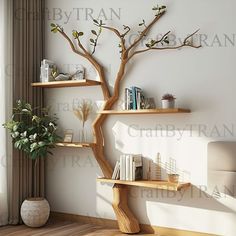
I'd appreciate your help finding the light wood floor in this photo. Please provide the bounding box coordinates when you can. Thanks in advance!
[0,221,157,236]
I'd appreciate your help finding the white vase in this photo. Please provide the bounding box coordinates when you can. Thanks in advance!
[162,99,175,109]
[20,198,50,227]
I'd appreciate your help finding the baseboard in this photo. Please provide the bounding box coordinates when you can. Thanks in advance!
[50,211,217,236]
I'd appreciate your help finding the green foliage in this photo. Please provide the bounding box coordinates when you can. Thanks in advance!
[72,30,84,39]
[145,35,170,48]
[90,19,104,54]
[152,4,166,15]
[3,100,61,160]
[162,93,176,101]
[138,19,146,27]
[146,39,157,48]
[93,19,106,27]
[50,23,63,33]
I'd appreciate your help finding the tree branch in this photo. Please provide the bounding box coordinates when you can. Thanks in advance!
[56,28,110,100]
[126,11,166,54]
[121,25,131,38]
[58,29,86,57]
[76,37,90,55]
[127,29,201,61]
[100,25,126,53]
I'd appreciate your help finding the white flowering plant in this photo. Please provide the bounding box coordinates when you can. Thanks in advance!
[3,100,61,160]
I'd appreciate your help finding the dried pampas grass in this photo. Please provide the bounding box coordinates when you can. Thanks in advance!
[73,100,93,127]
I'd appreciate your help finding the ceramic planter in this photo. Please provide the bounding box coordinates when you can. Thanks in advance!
[168,174,179,183]
[20,198,50,227]
[162,99,175,109]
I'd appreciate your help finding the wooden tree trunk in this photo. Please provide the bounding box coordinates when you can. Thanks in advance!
[112,184,140,233]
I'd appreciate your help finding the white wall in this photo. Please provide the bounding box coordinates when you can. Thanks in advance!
[45,0,236,235]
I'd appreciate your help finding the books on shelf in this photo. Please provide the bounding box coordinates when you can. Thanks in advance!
[111,161,120,180]
[112,154,143,181]
[125,86,145,110]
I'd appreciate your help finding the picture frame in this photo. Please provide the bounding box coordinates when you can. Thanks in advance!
[63,129,74,143]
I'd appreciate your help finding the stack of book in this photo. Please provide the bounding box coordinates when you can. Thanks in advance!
[124,86,145,110]
[112,154,143,181]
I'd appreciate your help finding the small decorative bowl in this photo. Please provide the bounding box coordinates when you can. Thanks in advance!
[168,174,179,183]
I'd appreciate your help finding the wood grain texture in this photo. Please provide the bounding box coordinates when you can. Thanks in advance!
[97,178,191,191]
[31,79,101,88]
[0,221,137,236]
[112,184,140,234]
[50,213,218,236]
[55,142,96,148]
[99,108,191,115]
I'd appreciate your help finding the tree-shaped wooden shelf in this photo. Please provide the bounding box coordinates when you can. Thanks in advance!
[55,142,96,148]
[31,79,101,88]
[43,5,201,234]
[97,178,190,191]
[99,108,191,115]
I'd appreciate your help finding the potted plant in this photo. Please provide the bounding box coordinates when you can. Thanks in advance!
[3,100,61,227]
[161,93,176,109]
[167,173,180,183]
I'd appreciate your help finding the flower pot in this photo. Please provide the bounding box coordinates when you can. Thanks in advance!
[162,99,175,109]
[20,198,50,227]
[168,174,179,183]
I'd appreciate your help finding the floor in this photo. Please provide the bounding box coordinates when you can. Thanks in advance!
[0,221,157,236]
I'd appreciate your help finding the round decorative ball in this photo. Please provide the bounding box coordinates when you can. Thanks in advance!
[20,198,50,227]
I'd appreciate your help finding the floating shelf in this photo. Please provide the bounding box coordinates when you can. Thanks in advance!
[31,79,101,88]
[55,142,96,148]
[97,178,190,191]
[99,108,191,115]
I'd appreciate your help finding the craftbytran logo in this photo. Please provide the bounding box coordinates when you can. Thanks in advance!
[128,123,236,139]
[14,7,122,24]
[45,7,122,24]
[128,184,236,201]
[127,32,236,48]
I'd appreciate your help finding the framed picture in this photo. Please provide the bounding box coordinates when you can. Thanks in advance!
[143,97,156,109]
[63,129,73,143]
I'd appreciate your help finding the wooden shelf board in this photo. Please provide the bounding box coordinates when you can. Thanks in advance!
[97,178,190,191]
[55,142,96,148]
[31,79,101,88]
[99,108,191,115]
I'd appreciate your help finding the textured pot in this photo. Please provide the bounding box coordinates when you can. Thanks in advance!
[168,174,179,183]
[162,99,175,109]
[20,198,50,227]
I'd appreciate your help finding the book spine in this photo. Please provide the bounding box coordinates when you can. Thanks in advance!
[132,162,136,181]
[130,155,134,181]
[112,161,119,180]
[125,155,130,181]
[136,88,142,110]
[129,90,133,110]
[124,88,129,110]
[120,155,126,180]
[120,156,123,180]
[111,162,117,180]
[131,87,137,110]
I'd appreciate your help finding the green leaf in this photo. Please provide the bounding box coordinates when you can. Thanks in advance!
[90,38,95,43]
[50,23,56,28]
[51,28,58,33]
[72,30,79,39]
[78,32,84,36]
[93,19,99,24]
[91,30,97,35]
